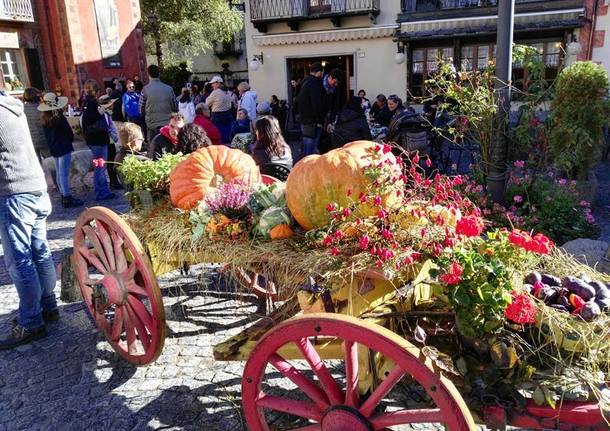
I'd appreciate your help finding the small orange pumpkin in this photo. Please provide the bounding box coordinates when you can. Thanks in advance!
[269,224,293,240]
[286,141,403,230]
[170,145,261,210]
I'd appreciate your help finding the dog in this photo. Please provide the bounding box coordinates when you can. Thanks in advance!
[41,148,94,191]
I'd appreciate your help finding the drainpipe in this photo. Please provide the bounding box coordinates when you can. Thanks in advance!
[586,0,600,60]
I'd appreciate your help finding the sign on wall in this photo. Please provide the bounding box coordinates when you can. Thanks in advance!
[93,0,122,68]
[0,32,19,49]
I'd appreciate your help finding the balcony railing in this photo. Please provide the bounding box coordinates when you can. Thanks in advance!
[402,0,576,12]
[213,36,244,58]
[250,0,380,23]
[0,0,34,22]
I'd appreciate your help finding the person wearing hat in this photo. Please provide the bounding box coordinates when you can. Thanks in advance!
[96,94,121,189]
[0,91,59,349]
[81,79,115,201]
[205,75,233,145]
[38,93,83,208]
[297,62,326,157]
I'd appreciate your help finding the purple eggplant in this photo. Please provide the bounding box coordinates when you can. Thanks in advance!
[596,297,610,311]
[525,271,542,285]
[579,302,601,322]
[541,273,561,287]
[562,276,596,301]
[537,287,559,304]
[596,287,610,300]
[589,280,606,293]
[557,295,571,309]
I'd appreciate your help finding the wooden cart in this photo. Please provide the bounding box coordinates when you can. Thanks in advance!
[69,206,608,431]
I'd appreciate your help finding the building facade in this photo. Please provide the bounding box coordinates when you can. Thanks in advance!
[245,0,607,105]
[0,0,45,95]
[397,0,597,99]
[190,30,249,87]
[245,0,405,105]
[36,0,147,103]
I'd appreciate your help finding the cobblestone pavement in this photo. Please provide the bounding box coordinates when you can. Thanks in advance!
[1,160,609,431]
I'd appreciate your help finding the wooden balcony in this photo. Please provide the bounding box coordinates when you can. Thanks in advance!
[250,0,380,32]
[398,0,584,22]
[0,0,34,22]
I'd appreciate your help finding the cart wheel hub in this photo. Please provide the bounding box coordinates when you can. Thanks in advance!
[97,272,128,307]
[321,405,373,431]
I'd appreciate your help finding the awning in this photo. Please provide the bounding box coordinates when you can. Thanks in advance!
[397,8,583,41]
[252,24,398,47]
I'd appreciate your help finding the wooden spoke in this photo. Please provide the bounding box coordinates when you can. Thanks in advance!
[95,221,116,271]
[73,207,165,366]
[256,393,321,422]
[268,353,329,410]
[359,365,406,418]
[295,337,343,405]
[343,339,360,408]
[110,307,124,341]
[127,296,154,331]
[76,245,107,274]
[122,309,138,355]
[126,303,151,351]
[241,314,476,431]
[127,282,149,297]
[370,409,443,428]
[81,225,110,269]
[111,231,128,272]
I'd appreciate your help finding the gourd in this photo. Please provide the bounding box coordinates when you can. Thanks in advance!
[269,224,293,240]
[286,141,403,230]
[170,145,261,210]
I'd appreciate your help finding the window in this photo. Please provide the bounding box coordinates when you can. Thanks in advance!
[0,49,24,90]
[512,41,562,91]
[410,47,454,98]
[460,44,495,72]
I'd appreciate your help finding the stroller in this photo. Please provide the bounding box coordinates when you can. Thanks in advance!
[386,110,431,155]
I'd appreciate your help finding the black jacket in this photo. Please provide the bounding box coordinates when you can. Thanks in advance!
[82,95,110,147]
[374,105,393,127]
[332,108,372,148]
[43,115,74,158]
[297,75,325,125]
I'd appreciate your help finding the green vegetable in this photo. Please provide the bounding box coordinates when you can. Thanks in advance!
[118,153,185,196]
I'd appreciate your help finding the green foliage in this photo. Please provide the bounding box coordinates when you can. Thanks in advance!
[434,231,521,338]
[549,61,610,180]
[141,0,243,67]
[117,153,185,196]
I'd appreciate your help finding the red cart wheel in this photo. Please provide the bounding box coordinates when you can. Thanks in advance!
[242,313,476,431]
[73,207,165,365]
[230,266,279,301]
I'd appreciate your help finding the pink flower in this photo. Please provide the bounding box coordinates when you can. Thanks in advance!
[513,195,523,203]
[330,247,341,256]
[579,200,590,208]
[412,154,420,164]
[342,208,352,217]
[373,196,382,206]
[558,179,567,186]
[425,158,432,168]
[586,213,596,224]
[92,158,105,168]
[382,144,392,154]
[326,203,336,212]
[513,160,525,168]
[377,209,388,219]
[358,235,370,250]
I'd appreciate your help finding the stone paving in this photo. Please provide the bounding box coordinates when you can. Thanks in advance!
[1,159,609,431]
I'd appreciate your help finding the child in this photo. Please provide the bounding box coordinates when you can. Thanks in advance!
[38,92,84,208]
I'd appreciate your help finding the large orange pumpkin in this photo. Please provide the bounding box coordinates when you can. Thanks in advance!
[170,145,261,210]
[286,141,403,230]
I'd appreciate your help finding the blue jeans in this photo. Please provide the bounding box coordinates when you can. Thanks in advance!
[0,192,57,329]
[55,153,72,197]
[89,145,112,199]
[301,124,322,158]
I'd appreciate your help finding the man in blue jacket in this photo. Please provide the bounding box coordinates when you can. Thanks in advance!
[0,91,58,350]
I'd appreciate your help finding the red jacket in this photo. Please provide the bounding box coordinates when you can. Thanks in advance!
[193,114,222,146]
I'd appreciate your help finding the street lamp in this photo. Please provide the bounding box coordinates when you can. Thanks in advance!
[394,42,406,64]
[249,52,264,71]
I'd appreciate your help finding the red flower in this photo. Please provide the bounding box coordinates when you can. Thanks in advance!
[330,247,341,256]
[440,262,463,286]
[412,154,420,164]
[382,144,392,154]
[326,203,336,212]
[358,235,370,250]
[342,208,352,217]
[322,236,333,246]
[455,216,485,237]
[508,229,530,248]
[92,158,105,168]
[505,292,538,324]
[425,158,432,168]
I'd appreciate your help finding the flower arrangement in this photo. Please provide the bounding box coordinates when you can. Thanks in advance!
[434,228,552,337]
[189,181,293,242]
